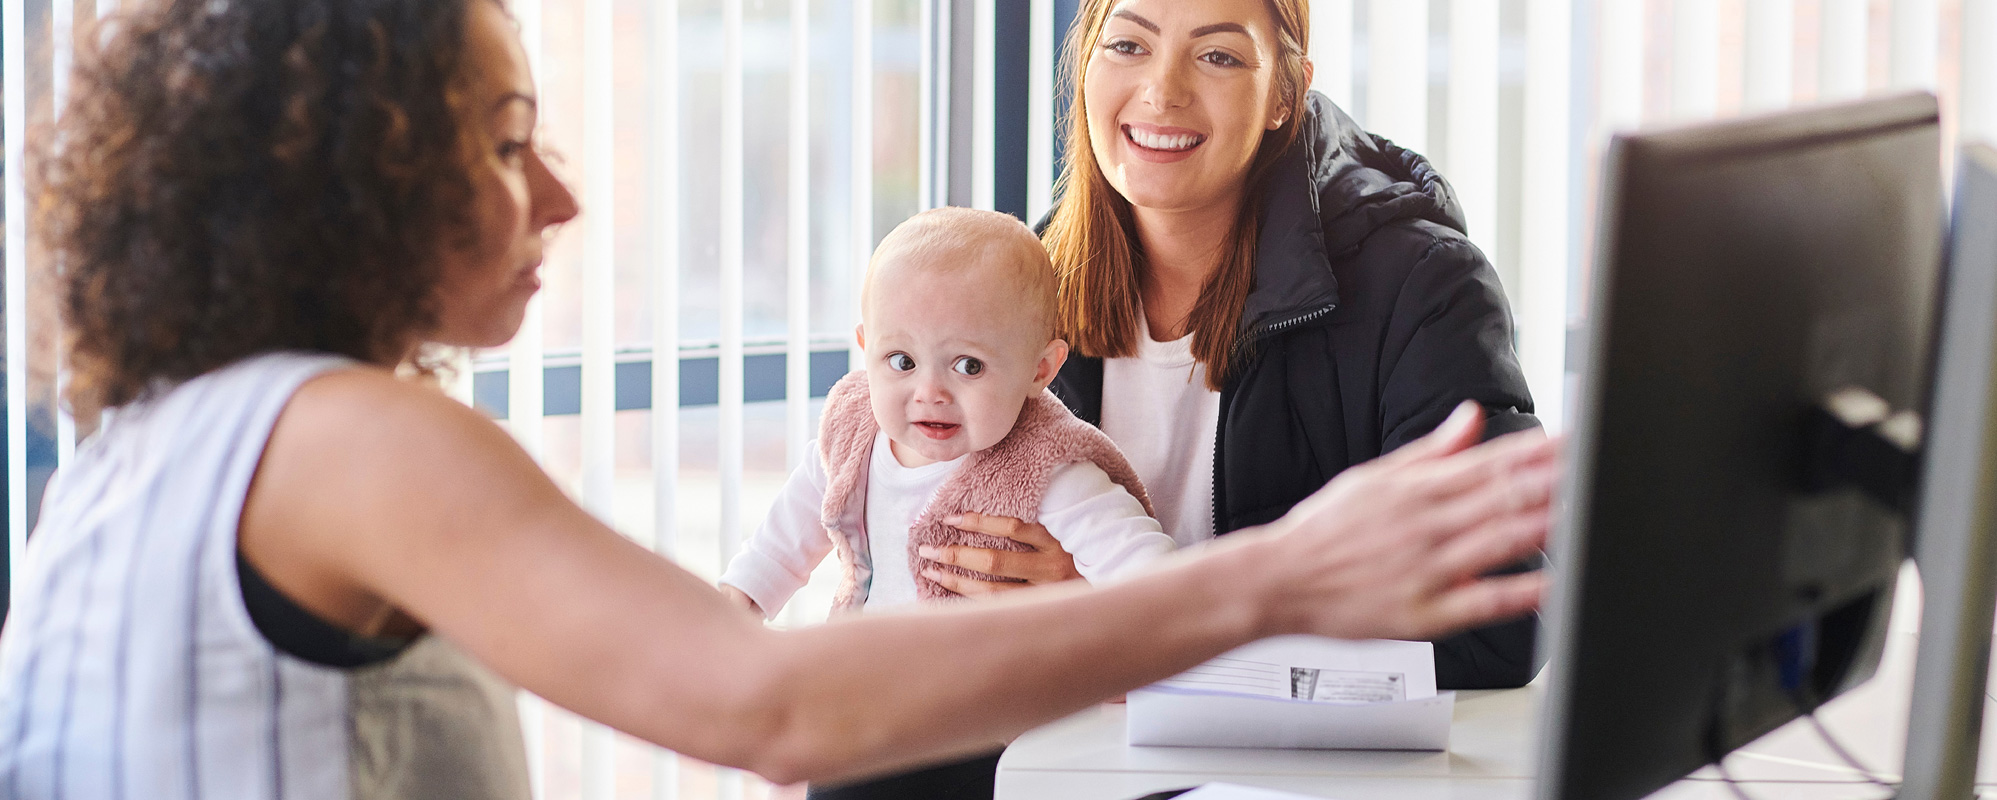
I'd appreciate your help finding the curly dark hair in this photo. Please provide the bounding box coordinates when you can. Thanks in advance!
[38,0,493,415]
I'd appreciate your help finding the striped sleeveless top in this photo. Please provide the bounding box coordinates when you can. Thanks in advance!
[0,352,531,800]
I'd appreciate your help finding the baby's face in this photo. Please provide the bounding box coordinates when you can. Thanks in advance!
[859,260,1066,467]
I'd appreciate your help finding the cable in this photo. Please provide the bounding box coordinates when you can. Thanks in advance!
[1713,756,1759,800]
[1703,686,1759,800]
[1804,712,1900,790]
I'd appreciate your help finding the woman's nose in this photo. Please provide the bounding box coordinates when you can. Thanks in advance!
[530,150,581,227]
[1140,56,1193,111]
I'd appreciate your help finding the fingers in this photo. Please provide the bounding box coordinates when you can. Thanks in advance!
[920,568,1030,597]
[1407,456,1559,550]
[925,516,1079,585]
[1375,401,1486,467]
[918,541,1081,585]
[1420,571,1547,637]
[1402,429,1557,509]
[1425,508,1550,587]
[919,544,1011,576]
[944,513,1062,551]
[1350,433,1555,551]
[1285,428,1557,550]
[1265,424,1561,642]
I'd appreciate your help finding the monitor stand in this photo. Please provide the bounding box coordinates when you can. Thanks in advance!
[1897,144,1997,800]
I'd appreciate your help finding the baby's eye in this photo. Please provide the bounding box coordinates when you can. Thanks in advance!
[887,353,916,372]
[953,356,984,376]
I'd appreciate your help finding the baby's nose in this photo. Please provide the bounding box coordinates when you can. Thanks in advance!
[912,375,953,403]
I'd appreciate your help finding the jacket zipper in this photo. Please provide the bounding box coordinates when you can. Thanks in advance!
[1212,302,1337,537]
[1211,384,1229,537]
[1235,302,1339,357]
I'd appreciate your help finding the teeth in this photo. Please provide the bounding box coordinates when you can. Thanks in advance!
[1128,127,1203,152]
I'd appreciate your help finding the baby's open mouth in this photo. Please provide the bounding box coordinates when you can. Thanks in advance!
[914,421,961,440]
[1124,125,1206,153]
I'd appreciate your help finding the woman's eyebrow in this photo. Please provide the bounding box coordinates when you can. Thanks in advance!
[1191,22,1250,38]
[1110,9,1160,33]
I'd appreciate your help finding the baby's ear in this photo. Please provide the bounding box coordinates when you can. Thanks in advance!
[853,323,867,352]
[1034,339,1071,388]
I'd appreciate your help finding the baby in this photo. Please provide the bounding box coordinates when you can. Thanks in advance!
[719,207,1175,617]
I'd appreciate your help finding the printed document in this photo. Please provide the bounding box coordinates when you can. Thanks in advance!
[1127,636,1453,750]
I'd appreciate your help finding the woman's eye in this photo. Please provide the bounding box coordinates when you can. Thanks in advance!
[953,357,984,376]
[1103,39,1145,57]
[1200,51,1245,68]
[888,353,916,372]
[497,140,529,162]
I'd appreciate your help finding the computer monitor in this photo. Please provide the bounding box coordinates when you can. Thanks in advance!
[1535,93,1945,800]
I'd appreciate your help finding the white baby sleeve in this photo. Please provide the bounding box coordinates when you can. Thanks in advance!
[1037,461,1178,583]
[718,444,835,619]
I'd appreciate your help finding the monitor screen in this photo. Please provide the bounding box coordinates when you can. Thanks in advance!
[1536,93,1944,800]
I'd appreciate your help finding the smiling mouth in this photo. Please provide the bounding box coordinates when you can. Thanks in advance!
[1125,125,1207,153]
[914,421,961,440]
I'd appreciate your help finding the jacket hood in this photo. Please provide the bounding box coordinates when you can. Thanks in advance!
[1240,91,1469,336]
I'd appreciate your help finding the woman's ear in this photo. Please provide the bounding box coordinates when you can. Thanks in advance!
[1268,58,1314,130]
[1033,339,1071,389]
[1267,96,1289,130]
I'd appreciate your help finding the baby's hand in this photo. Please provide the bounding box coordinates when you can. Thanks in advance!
[718,584,765,618]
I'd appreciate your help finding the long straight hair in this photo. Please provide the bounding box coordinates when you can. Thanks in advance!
[1042,0,1312,391]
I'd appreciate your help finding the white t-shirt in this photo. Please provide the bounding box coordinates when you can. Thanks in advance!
[863,437,964,607]
[1100,320,1223,547]
[721,432,1176,615]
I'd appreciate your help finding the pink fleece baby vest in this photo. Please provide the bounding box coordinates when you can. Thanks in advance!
[816,370,1155,611]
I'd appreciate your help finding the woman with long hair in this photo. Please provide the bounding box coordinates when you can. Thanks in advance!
[923,0,1543,744]
[798,1,1544,797]
[0,1,1554,797]
[937,0,1542,683]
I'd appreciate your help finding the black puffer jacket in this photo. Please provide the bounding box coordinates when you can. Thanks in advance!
[1048,93,1545,689]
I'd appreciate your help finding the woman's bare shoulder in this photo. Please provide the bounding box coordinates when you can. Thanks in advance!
[287,366,472,421]
[254,365,547,539]
[272,367,516,463]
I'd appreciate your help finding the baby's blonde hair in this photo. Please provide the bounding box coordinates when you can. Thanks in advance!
[863,207,1058,340]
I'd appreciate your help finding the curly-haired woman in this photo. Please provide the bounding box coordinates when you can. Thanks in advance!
[0,1,1555,798]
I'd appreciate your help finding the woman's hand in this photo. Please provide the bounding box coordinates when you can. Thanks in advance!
[1236,401,1558,642]
[917,515,1083,595]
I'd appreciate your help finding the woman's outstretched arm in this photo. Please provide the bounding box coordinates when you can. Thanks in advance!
[240,368,1554,786]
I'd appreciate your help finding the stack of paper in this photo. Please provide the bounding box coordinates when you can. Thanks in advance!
[1172,784,1338,800]
[1127,636,1453,750]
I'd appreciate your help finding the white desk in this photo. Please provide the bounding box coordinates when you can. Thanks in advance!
[997,608,1997,800]
[995,687,1540,800]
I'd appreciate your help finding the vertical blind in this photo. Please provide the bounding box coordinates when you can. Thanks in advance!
[7,1,1997,798]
